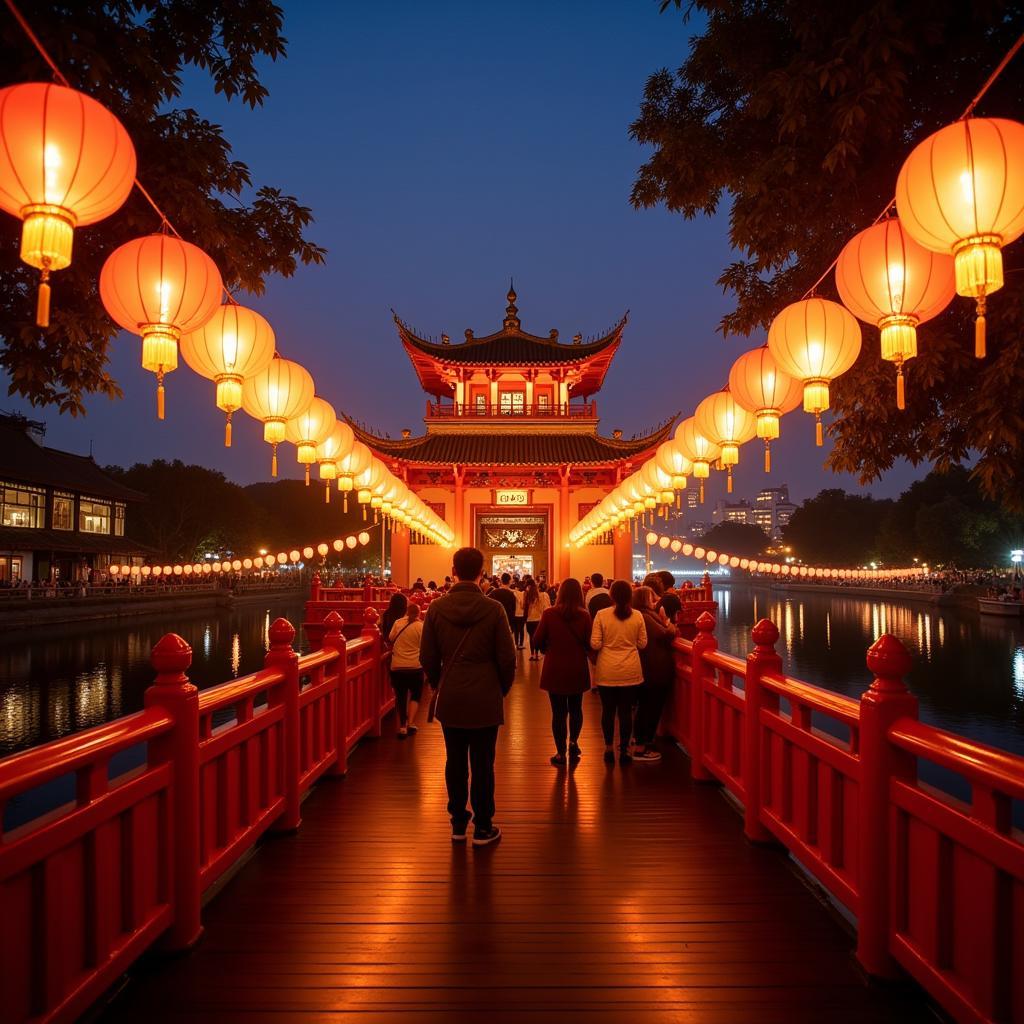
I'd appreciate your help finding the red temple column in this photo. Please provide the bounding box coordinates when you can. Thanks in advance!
[453,465,464,547]
[558,466,571,581]
[613,524,633,581]
[390,523,410,587]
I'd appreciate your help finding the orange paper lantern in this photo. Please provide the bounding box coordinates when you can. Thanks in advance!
[0,82,136,326]
[100,233,223,418]
[836,218,955,407]
[728,346,803,471]
[896,117,1024,357]
[695,389,757,493]
[284,396,336,485]
[241,355,314,476]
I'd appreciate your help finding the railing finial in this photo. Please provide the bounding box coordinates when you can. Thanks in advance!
[866,633,912,693]
[151,633,192,682]
[269,617,296,650]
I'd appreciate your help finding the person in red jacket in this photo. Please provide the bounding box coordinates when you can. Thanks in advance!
[532,577,593,766]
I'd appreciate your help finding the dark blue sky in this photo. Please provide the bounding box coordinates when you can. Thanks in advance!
[5,0,921,506]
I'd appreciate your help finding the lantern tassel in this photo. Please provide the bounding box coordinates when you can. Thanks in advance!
[343,493,348,513]
[224,413,232,448]
[896,366,906,411]
[156,372,165,421]
[36,269,51,328]
[362,506,367,521]
[975,295,987,359]
[815,415,823,447]
[727,468,733,494]
[271,444,278,477]
[699,481,705,504]
[764,442,771,474]
[325,483,330,504]
[305,465,310,486]
[675,493,681,511]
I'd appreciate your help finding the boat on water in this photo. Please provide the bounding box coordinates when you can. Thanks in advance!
[977,596,1024,617]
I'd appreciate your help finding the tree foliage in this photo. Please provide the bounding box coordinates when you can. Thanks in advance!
[0,1,326,415]
[697,520,769,557]
[783,467,1024,566]
[632,1,1024,506]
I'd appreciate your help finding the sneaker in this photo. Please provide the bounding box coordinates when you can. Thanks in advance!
[568,743,582,761]
[632,749,662,762]
[473,826,501,846]
[603,750,615,764]
[451,822,468,842]
[550,753,567,766]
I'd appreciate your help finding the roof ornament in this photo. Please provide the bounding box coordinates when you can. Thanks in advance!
[441,333,450,345]
[573,333,582,345]
[503,278,520,331]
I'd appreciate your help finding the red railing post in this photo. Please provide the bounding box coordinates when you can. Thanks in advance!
[362,606,384,737]
[323,611,349,776]
[144,633,202,951]
[265,617,302,832]
[856,633,918,978]
[688,611,716,782]
[743,619,782,843]
[310,573,321,601]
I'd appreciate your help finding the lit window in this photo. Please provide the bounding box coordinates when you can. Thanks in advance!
[52,492,74,530]
[1,482,45,528]
[114,503,125,536]
[80,498,111,534]
[499,392,525,415]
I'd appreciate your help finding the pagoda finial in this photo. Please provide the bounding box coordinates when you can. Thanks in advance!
[503,279,520,331]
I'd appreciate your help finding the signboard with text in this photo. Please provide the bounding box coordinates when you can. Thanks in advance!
[494,489,529,507]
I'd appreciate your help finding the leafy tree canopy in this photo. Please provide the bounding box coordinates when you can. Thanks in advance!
[697,520,769,557]
[0,1,326,415]
[632,1,1024,507]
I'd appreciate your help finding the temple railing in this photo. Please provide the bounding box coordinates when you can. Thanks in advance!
[662,612,1024,1024]
[425,400,597,419]
[0,606,391,1024]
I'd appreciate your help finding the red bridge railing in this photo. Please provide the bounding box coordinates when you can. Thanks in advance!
[0,606,391,1024]
[662,612,1024,1024]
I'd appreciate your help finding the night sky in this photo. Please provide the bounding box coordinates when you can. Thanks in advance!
[3,0,923,508]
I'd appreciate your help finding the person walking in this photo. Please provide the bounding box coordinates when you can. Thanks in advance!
[590,580,647,765]
[381,591,409,644]
[524,579,551,660]
[511,581,526,650]
[631,585,677,762]
[388,601,425,738]
[491,572,517,626]
[421,546,516,846]
[532,578,592,766]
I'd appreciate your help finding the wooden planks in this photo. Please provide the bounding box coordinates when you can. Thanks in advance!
[103,658,932,1023]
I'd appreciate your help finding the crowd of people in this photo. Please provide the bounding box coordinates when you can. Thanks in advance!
[379,549,690,846]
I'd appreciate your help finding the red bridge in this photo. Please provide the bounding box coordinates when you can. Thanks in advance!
[1,591,1021,1023]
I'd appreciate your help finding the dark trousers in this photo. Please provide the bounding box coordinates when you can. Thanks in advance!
[526,620,539,653]
[390,668,424,727]
[548,692,584,753]
[634,682,670,746]
[442,724,499,830]
[598,684,641,750]
[512,616,525,647]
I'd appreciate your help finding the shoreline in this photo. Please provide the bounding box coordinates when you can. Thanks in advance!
[711,577,978,610]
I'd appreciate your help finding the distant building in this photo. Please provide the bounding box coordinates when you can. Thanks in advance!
[0,414,148,582]
[707,484,798,541]
[712,499,753,526]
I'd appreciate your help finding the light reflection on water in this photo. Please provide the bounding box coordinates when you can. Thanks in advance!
[714,584,1024,758]
[0,597,308,757]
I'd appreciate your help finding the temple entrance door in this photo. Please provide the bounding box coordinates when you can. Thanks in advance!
[492,554,534,578]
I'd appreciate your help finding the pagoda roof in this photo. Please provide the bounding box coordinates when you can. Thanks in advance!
[393,285,626,396]
[348,416,676,468]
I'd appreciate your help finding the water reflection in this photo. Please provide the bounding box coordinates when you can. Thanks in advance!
[714,584,1024,758]
[0,597,307,756]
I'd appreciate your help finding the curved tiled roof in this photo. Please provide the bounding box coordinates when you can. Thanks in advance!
[348,418,676,467]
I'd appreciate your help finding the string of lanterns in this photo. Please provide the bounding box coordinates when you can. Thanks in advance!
[0,3,455,549]
[638,531,927,581]
[570,36,1024,550]
[109,529,379,579]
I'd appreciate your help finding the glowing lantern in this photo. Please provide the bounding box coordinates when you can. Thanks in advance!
[284,396,336,485]
[358,531,371,546]
[0,83,136,326]
[659,536,671,550]
[767,298,862,446]
[728,346,803,471]
[231,560,241,572]
[896,117,1024,357]
[332,540,344,552]
[180,302,276,445]
[645,531,659,546]
[642,460,675,515]
[302,546,314,560]
[316,543,329,558]
[836,218,955,408]
[695,389,757,493]
[99,234,223,419]
[335,440,372,511]
[289,550,301,564]
[670,540,682,553]
[354,458,386,520]
[345,535,357,550]
[316,421,355,502]
[242,558,252,570]
[656,440,692,501]
[241,355,314,476]
[674,417,721,502]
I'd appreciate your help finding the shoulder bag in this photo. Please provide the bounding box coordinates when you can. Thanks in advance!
[427,626,472,724]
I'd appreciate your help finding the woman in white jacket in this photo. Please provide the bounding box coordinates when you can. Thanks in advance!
[591,579,647,764]
[388,602,425,738]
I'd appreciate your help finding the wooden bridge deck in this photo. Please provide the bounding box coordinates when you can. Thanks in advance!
[103,657,934,1023]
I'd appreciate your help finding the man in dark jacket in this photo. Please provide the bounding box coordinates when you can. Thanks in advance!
[490,571,517,625]
[421,547,516,845]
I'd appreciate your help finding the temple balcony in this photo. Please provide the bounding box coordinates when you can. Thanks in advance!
[425,400,598,421]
